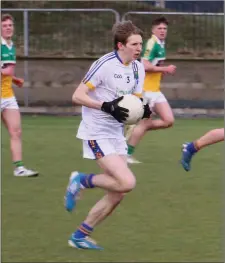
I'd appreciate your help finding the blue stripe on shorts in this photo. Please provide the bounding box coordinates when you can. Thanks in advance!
[88,140,105,159]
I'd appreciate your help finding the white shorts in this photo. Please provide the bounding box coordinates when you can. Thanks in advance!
[1,97,19,112]
[143,91,167,109]
[82,138,127,160]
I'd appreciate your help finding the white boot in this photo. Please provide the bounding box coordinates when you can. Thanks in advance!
[14,166,39,177]
[127,155,142,164]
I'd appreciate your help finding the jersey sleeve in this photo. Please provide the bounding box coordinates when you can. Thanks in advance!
[133,62,145,97]
[142,38,156,62]
[1,44,16,67]
[82,60,105,90]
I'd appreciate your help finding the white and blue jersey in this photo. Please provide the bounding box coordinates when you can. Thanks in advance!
[76,51,145,140]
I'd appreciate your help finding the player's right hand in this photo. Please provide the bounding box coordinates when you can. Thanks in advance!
[13,77,24,87]
[101,96,129,123]
[165,65,176,74]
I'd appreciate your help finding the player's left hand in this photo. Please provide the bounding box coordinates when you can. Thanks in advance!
[13,77,24,88]
[101,96,129,123]
[142,104,152,119]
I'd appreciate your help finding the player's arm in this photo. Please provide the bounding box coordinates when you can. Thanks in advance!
[142,39,176,74]
[73,61,129,122]
[142,58,175,74]
[142,40,164,73]
[12,76,24,87]
[1,64,24,87]
[72,82,128,123]
[73,81,128,122]
[72,82,102,110]
[73,61,107,110]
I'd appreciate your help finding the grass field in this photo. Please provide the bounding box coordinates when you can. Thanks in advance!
[2,116,223,262]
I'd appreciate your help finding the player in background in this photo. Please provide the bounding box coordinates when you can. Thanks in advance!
[64,21,151,250]
[181,128,224,171]
[126,16,176,164]
[1,14,38,177]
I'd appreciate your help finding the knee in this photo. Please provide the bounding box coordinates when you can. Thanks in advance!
[163,117,174,128]
[9,127,22,139]
[120,176,136,193]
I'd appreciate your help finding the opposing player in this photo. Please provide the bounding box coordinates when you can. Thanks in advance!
[64,21,151,250]
[1,14,38,177]
[181,128,224,171]
[126,16,176,164]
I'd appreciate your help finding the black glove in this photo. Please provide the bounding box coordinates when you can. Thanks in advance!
[140,98,151,119]
[142,103,152,119]
[101,96,129,123]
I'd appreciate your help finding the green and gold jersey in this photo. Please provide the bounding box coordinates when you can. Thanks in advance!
[1,37,16,98]
[141,35,166,92]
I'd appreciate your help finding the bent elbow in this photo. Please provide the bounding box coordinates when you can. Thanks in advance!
[72,91,82,105]
[72,93,78,104]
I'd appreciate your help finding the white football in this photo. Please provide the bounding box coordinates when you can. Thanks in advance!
[118,94,144,125]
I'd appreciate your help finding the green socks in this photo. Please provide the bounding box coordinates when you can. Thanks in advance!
[13,161,24,167]
[127,145,135,155]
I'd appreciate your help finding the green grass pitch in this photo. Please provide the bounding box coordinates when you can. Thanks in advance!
[1,116,223,262]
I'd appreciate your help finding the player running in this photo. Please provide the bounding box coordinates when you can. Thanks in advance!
[64,21,151,250]
[126,16,176,164]
[181,128,224,171]
[1,14,38,177]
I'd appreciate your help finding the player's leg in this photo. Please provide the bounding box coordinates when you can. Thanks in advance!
[65,152,136,212]
[65,140,135,249]
[124,124,136,140]
[127,118,151,163]
[68,188,125,250]
[148,99,174,130]
[69,170,126,249]
[80,154,128,228]
[1,98,38,177]
[2,108,22,164]
[145,92,174,131]
[194,128,224,149]
[67,155,134,250]
[83,191,125,227]
[127,94,174,164]
[181,128,224,172]
[126,91,152,164]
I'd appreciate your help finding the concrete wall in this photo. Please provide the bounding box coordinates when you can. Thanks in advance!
[14,59,224,108]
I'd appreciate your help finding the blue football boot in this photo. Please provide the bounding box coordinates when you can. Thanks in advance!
[64,171,82,212]
[68,234,103,250]
[180,142,195,171]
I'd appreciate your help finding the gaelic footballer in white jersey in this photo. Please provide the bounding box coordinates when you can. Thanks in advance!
[64,21,152,251]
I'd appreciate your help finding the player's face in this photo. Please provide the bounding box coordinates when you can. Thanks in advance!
[1,19,14,39]
[152,23,167,40]
[123,34,143,62]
